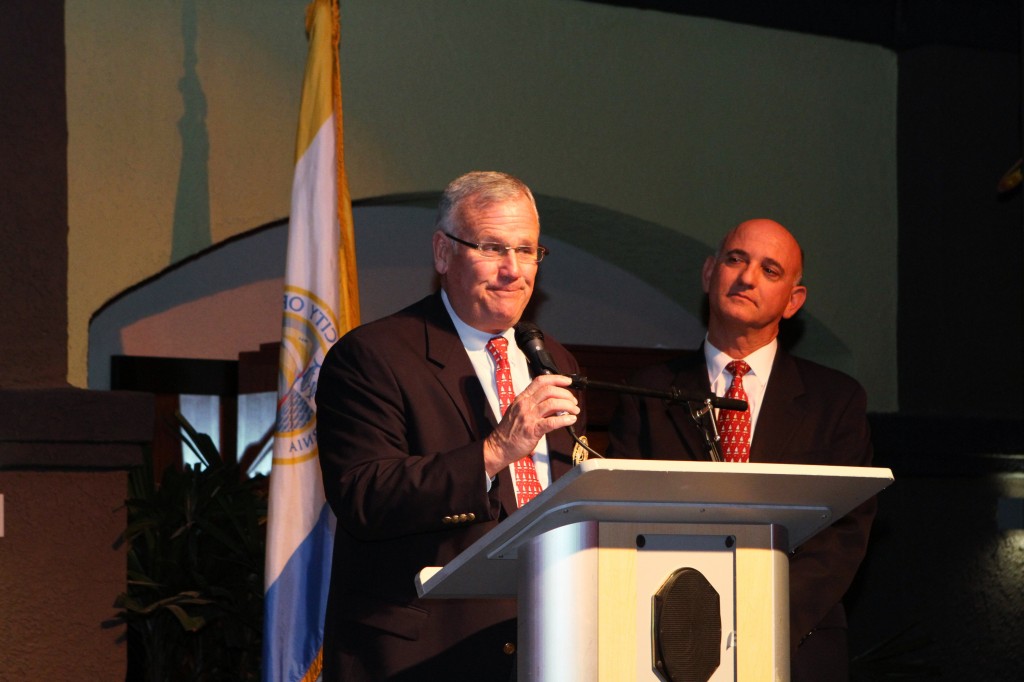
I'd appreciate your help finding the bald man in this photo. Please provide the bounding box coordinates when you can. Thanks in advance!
[609,219,875,682]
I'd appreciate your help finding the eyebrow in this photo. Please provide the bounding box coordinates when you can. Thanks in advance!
[722,249,786,275]
[721,248,751,263]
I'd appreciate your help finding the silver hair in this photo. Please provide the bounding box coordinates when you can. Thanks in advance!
[435,171,537,237]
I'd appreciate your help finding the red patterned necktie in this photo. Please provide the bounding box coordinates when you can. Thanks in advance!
[486,337,542,507]
[719,360,752,463]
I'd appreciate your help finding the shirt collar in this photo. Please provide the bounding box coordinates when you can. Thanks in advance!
[704,336,778,385]
[440,289,514,350]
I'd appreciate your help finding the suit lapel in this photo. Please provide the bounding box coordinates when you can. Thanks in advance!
[422,294,495,436]
[750,349,805,462]
[665,352,716,460]
[420,293,520,513]
[655,345,807,463]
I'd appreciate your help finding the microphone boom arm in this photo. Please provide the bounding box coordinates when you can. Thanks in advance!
[512,323,739,463]
[567,374,741,463]
[567,374,747,411]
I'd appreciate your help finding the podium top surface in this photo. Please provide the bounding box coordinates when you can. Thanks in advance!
[416,459,893,599]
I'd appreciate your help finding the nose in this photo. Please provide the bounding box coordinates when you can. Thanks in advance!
[498,248,522,275]
[736,263,757,286]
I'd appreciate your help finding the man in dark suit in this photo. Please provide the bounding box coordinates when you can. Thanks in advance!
[315,171,585,681]
[608,218,874,682]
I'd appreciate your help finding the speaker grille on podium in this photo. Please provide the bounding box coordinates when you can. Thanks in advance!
[652,567,721,682]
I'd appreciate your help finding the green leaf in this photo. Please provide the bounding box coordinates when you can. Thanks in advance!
[163,604,206,632]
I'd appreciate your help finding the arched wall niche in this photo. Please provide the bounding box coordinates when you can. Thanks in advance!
[88,195,851,390]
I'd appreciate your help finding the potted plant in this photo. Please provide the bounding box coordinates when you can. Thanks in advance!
[112,412,268,681]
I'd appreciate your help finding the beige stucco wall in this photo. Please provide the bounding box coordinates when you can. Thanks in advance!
[67,0,897,408]
[67,0,305,388]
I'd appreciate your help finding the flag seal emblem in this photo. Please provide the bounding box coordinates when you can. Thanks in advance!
[276,285,339,464]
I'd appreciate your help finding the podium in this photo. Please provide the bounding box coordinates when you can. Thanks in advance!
[416,459,893,682]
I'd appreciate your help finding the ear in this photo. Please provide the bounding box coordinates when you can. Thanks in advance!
[700,255,716,294]
[782,285,807,319]
[432,230,450,275]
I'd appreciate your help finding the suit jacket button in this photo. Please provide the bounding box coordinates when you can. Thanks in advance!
[442,516,452,524]
[503,642,516,655]
[467,512,476,521]
[458,513,468,522]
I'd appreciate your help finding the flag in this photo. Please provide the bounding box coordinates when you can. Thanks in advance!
[263,1,358,679]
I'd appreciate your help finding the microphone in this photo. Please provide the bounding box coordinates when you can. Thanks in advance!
[514,321,561,376]
[514,321,601,460]
[712,396,748,411]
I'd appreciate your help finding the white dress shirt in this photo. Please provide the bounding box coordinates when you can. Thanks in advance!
[704,337,778,438]
[441,291,551,492]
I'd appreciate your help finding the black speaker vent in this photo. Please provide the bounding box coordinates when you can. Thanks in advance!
[652,567,721,682]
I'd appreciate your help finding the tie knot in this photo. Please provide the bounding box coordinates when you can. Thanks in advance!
[726,360,750,379]
[486,336,509,361]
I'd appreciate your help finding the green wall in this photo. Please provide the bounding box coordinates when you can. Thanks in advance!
[67,0,898,408]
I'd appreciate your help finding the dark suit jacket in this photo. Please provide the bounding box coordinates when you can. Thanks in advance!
[607,346,875,658]
[315,292,585,682]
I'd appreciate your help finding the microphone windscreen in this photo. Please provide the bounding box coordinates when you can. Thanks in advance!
[514,321,543,348]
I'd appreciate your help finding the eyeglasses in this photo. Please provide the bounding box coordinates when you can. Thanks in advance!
[443,232,548,263]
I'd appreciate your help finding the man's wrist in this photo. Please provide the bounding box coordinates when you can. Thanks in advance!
[483,433,505,479]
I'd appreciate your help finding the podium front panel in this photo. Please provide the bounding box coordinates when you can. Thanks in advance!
[515,520,788,682]
[417,460,892,601]
[416,461,891,682]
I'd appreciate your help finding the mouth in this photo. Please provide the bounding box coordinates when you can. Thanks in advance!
[488,285,525,295]
[727,292,756,306]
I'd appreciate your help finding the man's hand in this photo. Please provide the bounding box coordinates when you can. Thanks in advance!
[483,374,579,478]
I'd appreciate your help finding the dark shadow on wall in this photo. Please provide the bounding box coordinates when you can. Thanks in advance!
[171,0,212,262]
[360,193,852,373]
[88,194,854,389]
